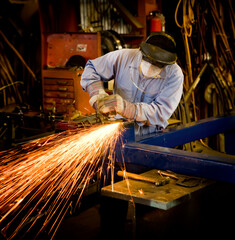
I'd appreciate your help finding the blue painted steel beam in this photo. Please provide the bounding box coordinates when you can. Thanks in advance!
[116,114,235,183]
[137,114,235,149]
[121,142,235,183]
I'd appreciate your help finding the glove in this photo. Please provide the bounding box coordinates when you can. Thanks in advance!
[98,94,136,120]
[87,81,109,109]
[89,90,109,110]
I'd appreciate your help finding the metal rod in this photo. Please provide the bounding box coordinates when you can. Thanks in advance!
[185,63,208,102]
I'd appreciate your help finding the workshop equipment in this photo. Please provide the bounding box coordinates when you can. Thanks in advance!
[148,11,165,33]
[157,170,179,180]
[72,113,235,184]
[102,169,214,210]
[158,170,202,187]
[116,114,235,184]
[41,33,101,115]
[117,170,170,186]
[176,177,202,188]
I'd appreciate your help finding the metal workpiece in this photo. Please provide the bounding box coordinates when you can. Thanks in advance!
[120,121,135,143]
[111,121,135,162]
[122,142,235,183]
[118,114,235,184]
[136,114,235,151]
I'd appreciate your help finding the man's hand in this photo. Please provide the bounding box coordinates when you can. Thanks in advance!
[97,94,124,116]
[87,81,109,110]
[97,94,136,120]
[89,90,109,110]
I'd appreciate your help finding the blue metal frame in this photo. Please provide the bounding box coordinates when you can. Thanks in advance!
[137,114,235,150]
[118,114,235,183]
[123,142,235,183]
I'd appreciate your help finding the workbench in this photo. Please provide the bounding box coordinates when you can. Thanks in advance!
[101,169,215,240]
[102,169,213,210]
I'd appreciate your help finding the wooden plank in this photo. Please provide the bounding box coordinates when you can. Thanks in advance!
[101,169,214,210]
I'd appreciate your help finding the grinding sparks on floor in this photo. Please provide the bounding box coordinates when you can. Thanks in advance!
[0,122,124,239]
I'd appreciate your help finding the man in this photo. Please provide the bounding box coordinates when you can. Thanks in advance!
[80,32,183,135]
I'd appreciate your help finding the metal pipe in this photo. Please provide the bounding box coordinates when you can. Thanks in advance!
[185,63,208,102]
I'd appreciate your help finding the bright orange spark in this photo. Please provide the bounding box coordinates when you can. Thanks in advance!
[138,189,144,195]
[0,122,124,239]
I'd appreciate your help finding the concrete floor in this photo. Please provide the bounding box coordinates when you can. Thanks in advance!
[55,203,101,240]
[54,182,235,240]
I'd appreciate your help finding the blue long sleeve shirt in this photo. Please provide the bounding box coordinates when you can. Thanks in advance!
[81,49,184,135]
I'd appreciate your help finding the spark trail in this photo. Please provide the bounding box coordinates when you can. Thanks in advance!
[0,122,124,239]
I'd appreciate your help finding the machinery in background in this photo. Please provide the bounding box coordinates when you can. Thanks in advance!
[0,105,56,150]
[42,30,125,115]
[100,30,126,55]
[0,29,126,150]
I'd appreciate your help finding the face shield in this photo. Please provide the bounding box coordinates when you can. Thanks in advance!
[140,32,177,68]
[140,59,163,78]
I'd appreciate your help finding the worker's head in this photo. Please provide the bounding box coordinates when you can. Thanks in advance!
[140,32,177,68]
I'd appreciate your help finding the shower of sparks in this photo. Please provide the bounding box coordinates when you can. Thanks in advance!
[0,122,124,240]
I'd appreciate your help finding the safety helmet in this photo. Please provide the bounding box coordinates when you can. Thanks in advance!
[140,32,177,65]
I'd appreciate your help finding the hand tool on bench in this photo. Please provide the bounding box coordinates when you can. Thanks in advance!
[117,170,170,186]
[158,170,202,187]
